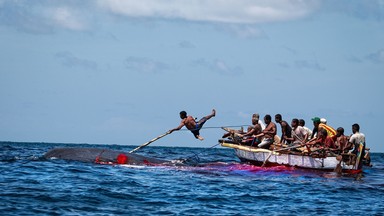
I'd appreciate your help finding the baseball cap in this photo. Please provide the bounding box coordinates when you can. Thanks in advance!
[311,117,321,123]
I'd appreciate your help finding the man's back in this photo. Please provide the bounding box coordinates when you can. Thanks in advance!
[350,132,365,145]
[182,116,196,130]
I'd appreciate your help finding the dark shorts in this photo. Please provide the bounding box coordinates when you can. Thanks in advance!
[191,117,208,137]
[285,130,292,144]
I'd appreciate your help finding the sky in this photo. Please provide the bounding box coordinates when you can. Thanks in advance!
[1,0,384,152]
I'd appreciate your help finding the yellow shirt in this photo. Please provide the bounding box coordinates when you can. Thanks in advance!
[319,123,336,137]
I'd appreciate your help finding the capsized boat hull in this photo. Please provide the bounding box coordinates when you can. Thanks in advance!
[220,141,362,173]
[44,147,169,165]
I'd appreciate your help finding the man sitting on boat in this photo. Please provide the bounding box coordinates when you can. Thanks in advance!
[252,113,266,130]
[299,119,312,141]
[284,118,308,149]
[319,118,337,137]
[331,127,350,154]
[306,128,337,155]
[253,114,277,149]
[239,117,263,146]
[222,113,263,146]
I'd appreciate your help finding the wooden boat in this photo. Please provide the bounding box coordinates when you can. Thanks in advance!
[219,139,364,174]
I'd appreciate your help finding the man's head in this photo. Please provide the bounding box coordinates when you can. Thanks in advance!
[312,117,321,127]
[179,111,187,119]
[252,113,259,125]
[275,114,282,123]
[336,127,344,137]
[319,128,328,138]
[352,123,360,133]
[291,118,299,128]
[264,114,272,124]
[299,119,305,127]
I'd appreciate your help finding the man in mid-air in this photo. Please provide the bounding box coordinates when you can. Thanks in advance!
[169,109,216,140]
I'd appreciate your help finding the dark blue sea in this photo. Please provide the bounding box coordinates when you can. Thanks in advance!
[1,142,383,215]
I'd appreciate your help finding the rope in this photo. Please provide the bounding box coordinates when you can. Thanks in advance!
[180,142,221,164]
[179,125,250,131]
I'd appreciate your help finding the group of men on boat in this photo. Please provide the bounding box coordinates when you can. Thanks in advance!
[222,113,370,166]
[167,109,370,166]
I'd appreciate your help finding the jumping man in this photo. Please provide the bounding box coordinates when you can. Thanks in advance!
[169,109,216,140]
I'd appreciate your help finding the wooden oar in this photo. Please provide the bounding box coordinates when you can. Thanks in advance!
[129,132,170,153]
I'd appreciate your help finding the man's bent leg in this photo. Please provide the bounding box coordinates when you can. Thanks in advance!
[258,138,273,149]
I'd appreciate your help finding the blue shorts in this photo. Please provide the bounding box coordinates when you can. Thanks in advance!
[191,117,208,137]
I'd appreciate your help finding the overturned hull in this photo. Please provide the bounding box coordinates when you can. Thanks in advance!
[44,147,169,165]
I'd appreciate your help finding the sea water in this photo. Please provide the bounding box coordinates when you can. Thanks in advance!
[1,142,383,215]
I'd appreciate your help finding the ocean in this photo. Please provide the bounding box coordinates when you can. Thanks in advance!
[1,142,383,215]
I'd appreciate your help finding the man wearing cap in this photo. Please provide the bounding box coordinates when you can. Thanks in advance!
[319,118,336,137]
[310,117,321,139]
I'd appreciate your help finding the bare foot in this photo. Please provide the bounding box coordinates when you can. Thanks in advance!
[197,135,204,141]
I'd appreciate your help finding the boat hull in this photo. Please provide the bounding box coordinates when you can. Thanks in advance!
[220,141,361,173]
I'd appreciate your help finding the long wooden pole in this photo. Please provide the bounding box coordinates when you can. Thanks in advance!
[129,132,170,153]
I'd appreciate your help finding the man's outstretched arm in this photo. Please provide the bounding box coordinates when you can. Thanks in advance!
[169,122,185,133]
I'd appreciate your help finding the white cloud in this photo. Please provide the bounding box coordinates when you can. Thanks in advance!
[294,60,325,71]
[192,58,243,76]
[97,0,321,24]
[48,7,87,31]
[125,56,171,74]
[55,51,98,70]
[179,40,195,49]
[216,24,267,39]
[321,0,384,21]
[366,49,384,64]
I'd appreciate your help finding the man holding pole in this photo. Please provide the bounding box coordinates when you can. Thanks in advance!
[169,109,216,140]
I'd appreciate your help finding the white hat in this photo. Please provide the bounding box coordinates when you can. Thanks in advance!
[320,118,327,124]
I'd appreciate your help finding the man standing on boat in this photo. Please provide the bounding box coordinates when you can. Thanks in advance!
[169,109,216,141]
[310,117,321,139]
[348,123,366,155]
[275,114,292,145]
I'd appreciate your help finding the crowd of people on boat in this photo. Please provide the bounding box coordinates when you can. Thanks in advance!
[222,113,370,164]
[167,109,370,166]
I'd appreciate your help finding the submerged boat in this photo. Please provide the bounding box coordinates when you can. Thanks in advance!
[219,139,365,174]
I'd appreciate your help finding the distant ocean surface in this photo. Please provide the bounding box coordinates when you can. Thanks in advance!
[1,142,383,215]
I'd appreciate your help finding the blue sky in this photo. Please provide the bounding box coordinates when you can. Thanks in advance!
[1,0,384,152]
